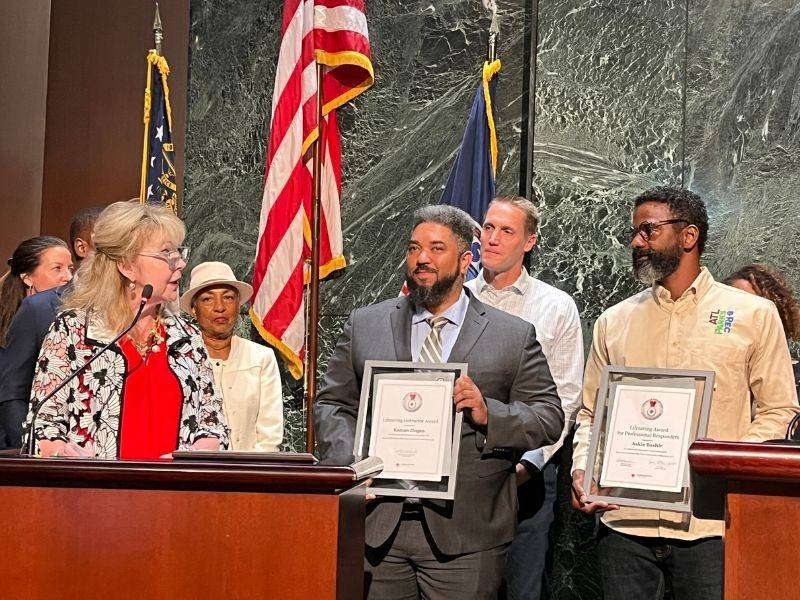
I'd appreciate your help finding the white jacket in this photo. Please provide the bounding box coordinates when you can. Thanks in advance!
[209,335,283,451]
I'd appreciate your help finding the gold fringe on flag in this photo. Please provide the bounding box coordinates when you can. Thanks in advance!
[139,50,174,207]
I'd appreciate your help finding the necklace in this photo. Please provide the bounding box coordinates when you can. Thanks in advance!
[128,316,165,358]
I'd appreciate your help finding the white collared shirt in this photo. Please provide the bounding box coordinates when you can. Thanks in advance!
[466,268,584,467]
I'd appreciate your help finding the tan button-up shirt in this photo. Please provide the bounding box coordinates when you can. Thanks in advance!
[573,267,799,540]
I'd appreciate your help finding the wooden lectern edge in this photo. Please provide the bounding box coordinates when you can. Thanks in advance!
[689,439,800,483]
[0,456,364,494]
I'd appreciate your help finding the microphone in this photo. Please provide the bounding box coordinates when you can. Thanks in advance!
[24,284,154,456]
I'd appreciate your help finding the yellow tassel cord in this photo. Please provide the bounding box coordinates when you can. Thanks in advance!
[138,55,154,203]
[139,50,173,204]
[151,52,174,132]
[482,59,501,177]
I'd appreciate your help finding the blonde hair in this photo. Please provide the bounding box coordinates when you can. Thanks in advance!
[490,196,540,236]
[62,201,185,334]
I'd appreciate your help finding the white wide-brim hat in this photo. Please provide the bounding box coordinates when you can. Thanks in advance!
[179,261,254,314]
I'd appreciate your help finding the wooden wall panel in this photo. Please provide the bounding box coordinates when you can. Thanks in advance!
[39,0,189,243]
[0,0,189,263]
[0,1,52,265]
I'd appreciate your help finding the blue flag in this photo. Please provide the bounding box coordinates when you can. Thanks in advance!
[140,50,177,212]
[441,60,501,280]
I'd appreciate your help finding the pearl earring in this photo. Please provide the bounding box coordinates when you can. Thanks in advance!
[129,282,136,290]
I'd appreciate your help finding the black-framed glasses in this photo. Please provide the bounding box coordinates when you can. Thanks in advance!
[138,246,189,270]
[624,219,688,244]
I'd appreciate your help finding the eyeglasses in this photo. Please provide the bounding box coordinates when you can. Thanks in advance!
[138,246,189,270]
[624,219,688,244]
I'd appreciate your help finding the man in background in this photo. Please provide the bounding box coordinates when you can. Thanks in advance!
[67,206,103,265]
[466,196,583,599]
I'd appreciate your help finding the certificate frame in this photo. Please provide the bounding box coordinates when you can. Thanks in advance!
[353,360,467,500]
[584,365,715,512]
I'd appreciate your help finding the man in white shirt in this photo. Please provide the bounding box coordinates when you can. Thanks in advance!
[466,196,584,600]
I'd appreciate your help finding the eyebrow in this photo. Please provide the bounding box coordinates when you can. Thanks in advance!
[409,240,447,246]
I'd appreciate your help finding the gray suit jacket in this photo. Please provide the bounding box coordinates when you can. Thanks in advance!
[315,290,564,555]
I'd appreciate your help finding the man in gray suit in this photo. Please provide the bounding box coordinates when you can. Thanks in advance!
[315,204,564,599]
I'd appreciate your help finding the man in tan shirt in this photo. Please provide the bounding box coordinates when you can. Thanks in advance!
[571,186,799,600]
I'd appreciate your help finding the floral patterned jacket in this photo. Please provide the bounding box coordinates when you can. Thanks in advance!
[23,309,229,458]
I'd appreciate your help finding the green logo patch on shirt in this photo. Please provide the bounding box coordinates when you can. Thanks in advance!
[708,309,735,334]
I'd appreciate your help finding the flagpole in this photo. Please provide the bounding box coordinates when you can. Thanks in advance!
[139,3,163,205]
[153,2,163,55]
[487,9,499,62]
[305,63,325,454]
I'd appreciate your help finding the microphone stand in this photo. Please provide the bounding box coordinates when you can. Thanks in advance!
[24,285,154,456]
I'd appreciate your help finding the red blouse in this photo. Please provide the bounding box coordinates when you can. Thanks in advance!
[118,328,182,460]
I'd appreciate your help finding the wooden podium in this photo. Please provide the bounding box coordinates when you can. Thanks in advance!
[0,456,365,599]
[689,440,800,600]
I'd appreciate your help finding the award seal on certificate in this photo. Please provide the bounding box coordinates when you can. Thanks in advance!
[368,379,452,482]
[641,399,663,420]
[402,392,423,412]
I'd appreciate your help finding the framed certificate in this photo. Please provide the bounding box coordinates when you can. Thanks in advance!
[368,376,453,481]
[584,366,714,512]
[354,360,467,500]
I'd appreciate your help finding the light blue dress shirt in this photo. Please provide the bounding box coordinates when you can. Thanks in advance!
[410,290,470,362]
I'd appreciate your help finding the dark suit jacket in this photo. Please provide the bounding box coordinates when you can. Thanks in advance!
[0,285,65,407]
[314,290,564,555]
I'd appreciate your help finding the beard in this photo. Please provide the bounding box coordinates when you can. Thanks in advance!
[406,265,462,310]
[632,245,682,285]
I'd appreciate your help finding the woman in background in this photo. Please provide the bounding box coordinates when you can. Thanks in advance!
[0,237,73,348]
[0,237,73,449]
[181,262,283,452]
[725,263,800,408]
[24,201,228,458]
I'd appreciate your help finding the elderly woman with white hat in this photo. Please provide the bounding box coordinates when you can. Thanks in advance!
[181,262,283,452]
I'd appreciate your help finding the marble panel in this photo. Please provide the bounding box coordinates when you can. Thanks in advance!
[184,0,283,284]
[548,432,602,600]
[323,0,529,315]
[684,0,800,298]
[530,2,686,597]
[531,0,685,330]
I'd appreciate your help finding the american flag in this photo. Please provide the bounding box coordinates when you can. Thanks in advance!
[140,50,178,213]
[250,0,373,379]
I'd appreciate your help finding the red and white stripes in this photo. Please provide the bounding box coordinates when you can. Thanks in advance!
[250,0,373,379]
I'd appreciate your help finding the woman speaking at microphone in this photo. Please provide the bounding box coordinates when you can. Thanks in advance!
[23,201,228,459]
